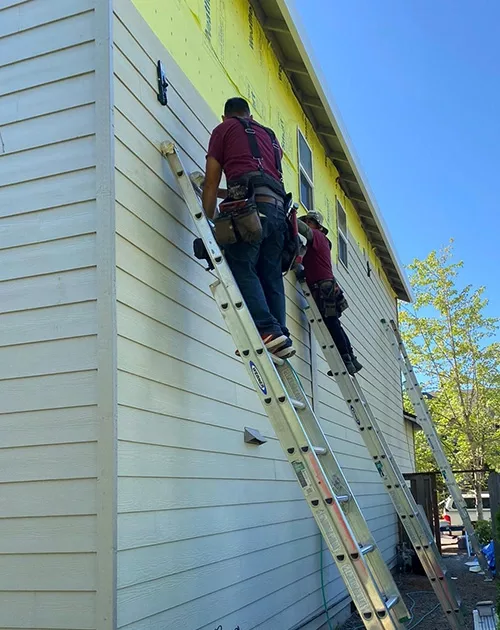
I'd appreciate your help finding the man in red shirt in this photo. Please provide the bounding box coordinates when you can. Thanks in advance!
[202,97,294,359]
[297,211,362,375]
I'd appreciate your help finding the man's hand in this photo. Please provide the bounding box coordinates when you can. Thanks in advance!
[191,170,226,199]
[202,156,222,220]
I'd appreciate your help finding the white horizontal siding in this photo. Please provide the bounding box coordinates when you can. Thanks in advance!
[112,3,328,628]
[112,1,411,629]
[0,1,102,628]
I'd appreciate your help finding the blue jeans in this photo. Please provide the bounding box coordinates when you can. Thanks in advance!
[224,201,287,337]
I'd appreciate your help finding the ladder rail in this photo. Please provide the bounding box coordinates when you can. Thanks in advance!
[278,360,409,624]
[161,142,408,630]
[383,318,492,579]
[299,282,465,630]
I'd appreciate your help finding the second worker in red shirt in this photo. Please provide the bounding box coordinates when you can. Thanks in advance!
[297,211,363,375]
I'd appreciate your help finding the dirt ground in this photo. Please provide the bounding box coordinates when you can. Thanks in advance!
[340,534,497,630]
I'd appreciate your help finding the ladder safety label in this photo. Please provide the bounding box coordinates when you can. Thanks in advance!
[249,361,267,395]
[292,460,314,496]
[316,509,342,553]
[341,565,370,612]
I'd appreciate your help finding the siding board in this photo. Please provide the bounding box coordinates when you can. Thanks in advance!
[0,0,94,39]
[1,103,95,155]
[0,479,97,518]
[0,1,101,626]
[0,302,96,346]
[0,515,97,553]
[0,201,96,248]
[0,72,95,127]
[0,406,98,449]
[0,553,96,591]
[0,11,95,67]
[0,234,96,282]
[1,268,97,314]
[0,592,96,629]
[117,545,331,629]
[0,136,96,187]
[0,442,97,483]
[117,502,312,551]
[0,42,95,97]
[0,169,96,218]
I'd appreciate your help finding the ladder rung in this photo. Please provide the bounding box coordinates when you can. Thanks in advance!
[385,596,399,610]
[313,446,327,456]
[291,398,305,410]
[360,544,375,555]
[336,494,349,503]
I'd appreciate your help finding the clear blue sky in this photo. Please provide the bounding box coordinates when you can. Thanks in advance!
[294,0,500,321]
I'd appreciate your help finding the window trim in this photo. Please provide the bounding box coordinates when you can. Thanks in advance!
[336,198,348,269]
[297,129,314,211]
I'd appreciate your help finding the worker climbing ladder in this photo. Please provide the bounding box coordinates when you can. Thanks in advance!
[298,281,465,630]
[161,142,409,630]
[382,318,492,579]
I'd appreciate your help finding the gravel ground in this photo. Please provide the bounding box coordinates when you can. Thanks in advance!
[340,535,497,630]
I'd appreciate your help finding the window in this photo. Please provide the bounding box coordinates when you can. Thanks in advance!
[336,199,348,267]
[452,498,477,510]
[298,130,313,211]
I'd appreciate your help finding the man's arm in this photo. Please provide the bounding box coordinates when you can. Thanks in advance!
[202,156,223,219]
[297,218,313,244]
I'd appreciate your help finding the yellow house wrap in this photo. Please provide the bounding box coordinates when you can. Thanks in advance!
[132,0,392,290]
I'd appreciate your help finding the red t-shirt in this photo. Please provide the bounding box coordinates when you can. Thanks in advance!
[206,117,283,182]
[303,229,334,286]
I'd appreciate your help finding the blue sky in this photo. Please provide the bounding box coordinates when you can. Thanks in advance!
[294,0,500,321]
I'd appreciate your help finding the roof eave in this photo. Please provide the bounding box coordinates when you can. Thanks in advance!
[251,0,413,302]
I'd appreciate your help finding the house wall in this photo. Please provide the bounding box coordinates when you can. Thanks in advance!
[0,0,115,628]
[114,1,409,630]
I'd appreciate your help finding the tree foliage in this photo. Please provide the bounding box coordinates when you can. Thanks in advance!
[400,242,500,514]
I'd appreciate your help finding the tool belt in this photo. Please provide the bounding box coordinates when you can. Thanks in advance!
[214,195,263,245]
[312,279,349,318]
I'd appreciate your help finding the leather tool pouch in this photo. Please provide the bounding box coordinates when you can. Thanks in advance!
[318,280,337,318]
[215,197,263,245]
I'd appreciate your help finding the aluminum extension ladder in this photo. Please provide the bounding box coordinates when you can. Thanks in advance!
[161,142,409,630]
[298,283,465,630]
[382,318,492,579]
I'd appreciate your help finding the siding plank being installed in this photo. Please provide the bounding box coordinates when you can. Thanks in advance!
[0,0,106,627]
[113,2,410,629]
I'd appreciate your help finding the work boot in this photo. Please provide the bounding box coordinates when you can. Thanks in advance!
[341,354,357,375]
[273,337,295,359]
[261,333,295,359]
[235,333,295,359]
[351,355,363,373]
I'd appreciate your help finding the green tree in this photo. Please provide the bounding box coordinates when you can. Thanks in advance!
[400,241,500,518]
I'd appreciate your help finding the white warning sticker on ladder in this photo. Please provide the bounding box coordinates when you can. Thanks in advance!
[316,508,342,554]
[292,461,315,497]
[340,565,370,613]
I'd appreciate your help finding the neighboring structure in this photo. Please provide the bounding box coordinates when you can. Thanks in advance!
[0,0,413,629]
[404,411,421,470]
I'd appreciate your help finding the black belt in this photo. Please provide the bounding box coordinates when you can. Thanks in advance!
[255,194,284,209]
[311,278,334,290]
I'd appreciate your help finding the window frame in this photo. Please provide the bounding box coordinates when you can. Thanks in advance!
[297,129,314,211]
[336,198,348,268]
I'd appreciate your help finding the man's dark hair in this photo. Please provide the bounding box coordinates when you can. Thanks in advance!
[224,97,251,117]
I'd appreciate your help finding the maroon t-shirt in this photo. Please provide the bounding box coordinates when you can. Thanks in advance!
[303,229,334,285]
[206,117,283,182]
